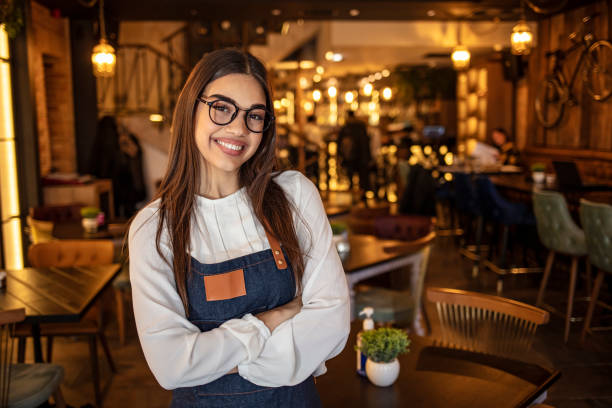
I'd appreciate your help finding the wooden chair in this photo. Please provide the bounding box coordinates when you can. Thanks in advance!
[426,287,549,359]
[347,203,390,235]
[1,308,65,408]
[355,216,436,335]
[15,240,116,407]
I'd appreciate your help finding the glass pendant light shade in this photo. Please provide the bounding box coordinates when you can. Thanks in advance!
[511,20,533,55]
[451,45,471,70]
[92,38,116,77]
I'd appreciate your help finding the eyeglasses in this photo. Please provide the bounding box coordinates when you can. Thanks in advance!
[197,96,275,133]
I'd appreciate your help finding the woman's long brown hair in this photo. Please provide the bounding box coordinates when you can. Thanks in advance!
[153,49,304,316]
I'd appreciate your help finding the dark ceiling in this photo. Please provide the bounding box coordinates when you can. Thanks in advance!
[37,0,597,22]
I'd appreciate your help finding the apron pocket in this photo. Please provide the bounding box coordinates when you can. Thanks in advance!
[204,269,246,301]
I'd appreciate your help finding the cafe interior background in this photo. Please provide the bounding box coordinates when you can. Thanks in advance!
[1,0,612,407]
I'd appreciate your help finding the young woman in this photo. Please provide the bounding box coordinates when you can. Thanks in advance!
[129,48,350,407]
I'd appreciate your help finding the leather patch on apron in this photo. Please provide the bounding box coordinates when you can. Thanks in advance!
[204,269,247,301]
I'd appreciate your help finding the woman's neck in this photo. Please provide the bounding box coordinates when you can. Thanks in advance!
[199,171,241,199]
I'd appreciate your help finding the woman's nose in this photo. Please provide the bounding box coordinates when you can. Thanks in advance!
[225,111,249,135]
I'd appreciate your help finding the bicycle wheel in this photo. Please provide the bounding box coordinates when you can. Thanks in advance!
[535,76,566,128]
[584,40,612,101]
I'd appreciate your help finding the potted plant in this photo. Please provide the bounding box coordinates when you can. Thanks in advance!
[330,221,350,258]
[356,327,410,387]
[531,162,546,184]
[80,206,101,233]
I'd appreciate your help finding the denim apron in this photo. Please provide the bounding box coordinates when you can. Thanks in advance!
[170,228,322,408]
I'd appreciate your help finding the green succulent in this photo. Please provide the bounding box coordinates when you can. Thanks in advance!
[356,327,411,363]
[80,206,101,219]
[0,0,24,38]
[330,221,348,235]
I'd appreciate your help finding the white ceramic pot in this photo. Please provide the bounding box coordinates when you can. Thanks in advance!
[82,217,98,233]
[365,358,400,387]
[332,231,350,259]
[532,171,545,184]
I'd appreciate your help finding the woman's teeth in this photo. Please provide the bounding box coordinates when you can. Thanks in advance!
[216,140,244,151]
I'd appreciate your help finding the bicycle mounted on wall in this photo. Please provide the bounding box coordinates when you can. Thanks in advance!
[535,13,612,128]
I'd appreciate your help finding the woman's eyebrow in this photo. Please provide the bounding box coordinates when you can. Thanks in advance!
[208,93,266,110]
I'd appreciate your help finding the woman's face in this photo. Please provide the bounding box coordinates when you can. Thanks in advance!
[194,73,266,183]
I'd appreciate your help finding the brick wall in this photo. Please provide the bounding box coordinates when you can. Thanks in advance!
[31,1,76,175]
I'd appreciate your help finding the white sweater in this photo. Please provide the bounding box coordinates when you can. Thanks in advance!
[129,170,350,390]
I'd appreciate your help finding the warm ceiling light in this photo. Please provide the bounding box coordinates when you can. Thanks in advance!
[324,51,334,61]
[382,69,390,77]
[328,86,337,98]
[511,20,533,55]
[349,9,360,17]
[313,74,322,82]
[220,20,231,30]
[451,45,470,70]
[374,72,382,80]
[363,83,373,96]
[332,53,343,62]
[92,0,116,77]
[316,65,324,74]
[271,8,281,16]
[344,91,355,103]
[255,25,265,35]
[299,77,309,89]
[299,60,315,69]
[273,100,282,109]
[427,10,436,17]
[149,113,164,122]
[312,89,322,101]
[368,74,375,82]
[382,87,392,100]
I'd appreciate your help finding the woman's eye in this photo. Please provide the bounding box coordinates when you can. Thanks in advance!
[249,111,265,121]
[212,102,232,113]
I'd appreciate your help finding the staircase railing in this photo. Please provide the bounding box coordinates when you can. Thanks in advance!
[96,43,189,121]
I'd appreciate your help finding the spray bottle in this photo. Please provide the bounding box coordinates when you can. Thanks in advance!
[356,307,374,376]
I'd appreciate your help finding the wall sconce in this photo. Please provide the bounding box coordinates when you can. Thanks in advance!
[91,0,116,77]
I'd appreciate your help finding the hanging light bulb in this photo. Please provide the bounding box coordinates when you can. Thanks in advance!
[511,20,533,55]
[451,22,470,70]
[91,0,116,77]
[451,45,470,70]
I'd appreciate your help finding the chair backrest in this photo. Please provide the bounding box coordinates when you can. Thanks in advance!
[426,287,549,358]
[532,191,586,255]
[374,215,434,241]
[348,204,390,235]
[28,240,114,268]
[26,216,55,244]
[452,172,481,215]
[0,309,25,407]
[580,199,612,274]
[30,204,84,223]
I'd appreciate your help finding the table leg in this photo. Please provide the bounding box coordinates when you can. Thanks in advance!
[31,323,43,362]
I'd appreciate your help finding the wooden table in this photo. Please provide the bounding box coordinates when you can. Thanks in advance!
[53,221,127,240]
[317,322,560,408]
[343,234,427,332]
[0,264,121,362]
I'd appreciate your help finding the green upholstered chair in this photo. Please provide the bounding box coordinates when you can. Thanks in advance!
[580,199,612,343]
[533,190,588,343]
[1,308,65,408]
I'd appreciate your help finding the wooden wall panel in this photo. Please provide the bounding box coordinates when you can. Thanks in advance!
[525,0,612,183]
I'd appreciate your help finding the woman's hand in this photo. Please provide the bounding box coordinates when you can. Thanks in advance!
[255,296,303,333]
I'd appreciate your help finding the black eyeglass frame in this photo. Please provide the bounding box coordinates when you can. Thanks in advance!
[197,96,275,134]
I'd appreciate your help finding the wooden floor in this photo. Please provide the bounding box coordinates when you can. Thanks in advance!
[27,235,612,408]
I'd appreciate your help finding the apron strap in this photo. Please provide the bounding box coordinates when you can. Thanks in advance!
[263,221,288,270]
